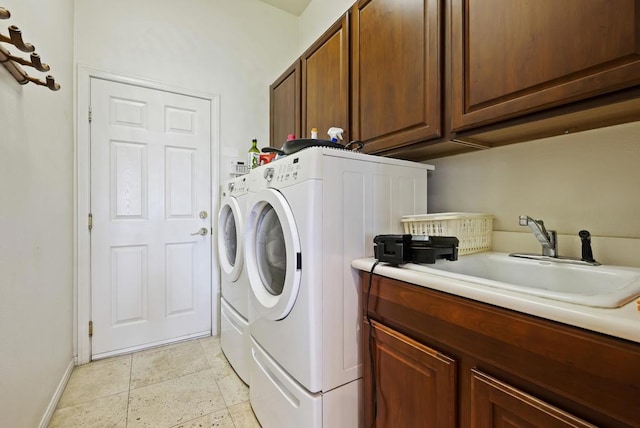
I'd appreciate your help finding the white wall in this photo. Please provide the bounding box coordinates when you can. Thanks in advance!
[298,0,353,53]
[74,0,298,181]
[0,0,75,426]
[427,121,640,267]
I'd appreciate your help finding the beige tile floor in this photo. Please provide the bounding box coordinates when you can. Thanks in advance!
[48,336,261,428]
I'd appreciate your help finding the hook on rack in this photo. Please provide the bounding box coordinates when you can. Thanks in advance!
[44,75,60,91]
[30,52,50,72]
[0,25,35,52]
[21,73,61,90]
[0,44,49,72]
[8,25,34,52]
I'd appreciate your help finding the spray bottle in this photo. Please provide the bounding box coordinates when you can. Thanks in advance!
[327,127,344,143]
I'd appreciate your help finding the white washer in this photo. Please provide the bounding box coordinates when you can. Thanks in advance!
[217,175,250,384]
[244,147,433,427]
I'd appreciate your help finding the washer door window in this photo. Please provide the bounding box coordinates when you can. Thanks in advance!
[217,196,243,281]
[255,206,286,295]
[245,189,301,320]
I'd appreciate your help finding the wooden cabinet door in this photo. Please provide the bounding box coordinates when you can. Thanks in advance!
[352,0,442,154]
[270,61,301,148]
[301,14,350,141]
[364,320,456,428]
[451,0,640,132]
[471,370,595,428]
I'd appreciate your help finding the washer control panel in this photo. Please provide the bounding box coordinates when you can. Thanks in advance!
[258,148,329,189]
[224,176,248,196]
[267,158,303,185]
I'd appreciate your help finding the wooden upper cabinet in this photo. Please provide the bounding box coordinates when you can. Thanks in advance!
[270,61,301,148]
[451,0,640,132]
[352,0,442,154]
[301,14,350,141]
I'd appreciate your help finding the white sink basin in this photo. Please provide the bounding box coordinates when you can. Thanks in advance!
[412,252,640,308]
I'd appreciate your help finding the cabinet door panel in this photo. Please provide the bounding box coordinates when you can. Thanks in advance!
[364,320,456,428]
[471,370,595,428]
[270,61,301,147]
[353,0,441,153]
[302,15,349,141]
[451,0,640,131]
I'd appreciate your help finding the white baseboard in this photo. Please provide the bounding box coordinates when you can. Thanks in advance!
[39,359,75,428]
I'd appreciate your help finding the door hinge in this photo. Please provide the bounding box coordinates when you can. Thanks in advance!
[88,213,93,231]
[88,105,92,122]
[88,320,93,337]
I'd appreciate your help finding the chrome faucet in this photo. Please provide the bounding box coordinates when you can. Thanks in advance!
[518,215,557,257]
[510,215,600,266]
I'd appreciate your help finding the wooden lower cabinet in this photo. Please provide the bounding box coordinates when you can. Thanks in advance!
[360,272,640,427]
[364,319,456,427]
[470,370,594,428]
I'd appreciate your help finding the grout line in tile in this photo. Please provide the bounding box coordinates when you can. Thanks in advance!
[128,364,218,394]
[197,337,213,370]
[125,353,132,427]
[128,340,213,391]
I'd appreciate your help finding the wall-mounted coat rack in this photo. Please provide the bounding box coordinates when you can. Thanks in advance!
[0,7,60,91]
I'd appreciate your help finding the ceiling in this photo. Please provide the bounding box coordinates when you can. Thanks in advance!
[258,0,312,16]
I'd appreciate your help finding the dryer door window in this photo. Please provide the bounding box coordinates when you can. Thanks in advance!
[222,207,237,265]
[217,196,244,281]
[245,189,301,321]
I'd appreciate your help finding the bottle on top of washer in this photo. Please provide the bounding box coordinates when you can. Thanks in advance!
[327,127,344,143]
[310,128,318,139]
[247,138,260,169]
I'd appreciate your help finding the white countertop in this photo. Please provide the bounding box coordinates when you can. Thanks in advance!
[352,257,640,344]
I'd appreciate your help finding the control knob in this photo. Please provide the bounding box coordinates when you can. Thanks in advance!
[264,167,275,182]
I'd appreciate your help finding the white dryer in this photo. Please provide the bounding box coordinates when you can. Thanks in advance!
[217,175,250,384]
[244,147,433,427]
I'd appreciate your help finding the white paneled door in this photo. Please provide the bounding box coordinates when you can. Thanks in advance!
[90,78,212,358]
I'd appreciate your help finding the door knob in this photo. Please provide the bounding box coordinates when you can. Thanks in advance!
[191,227,209,236]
